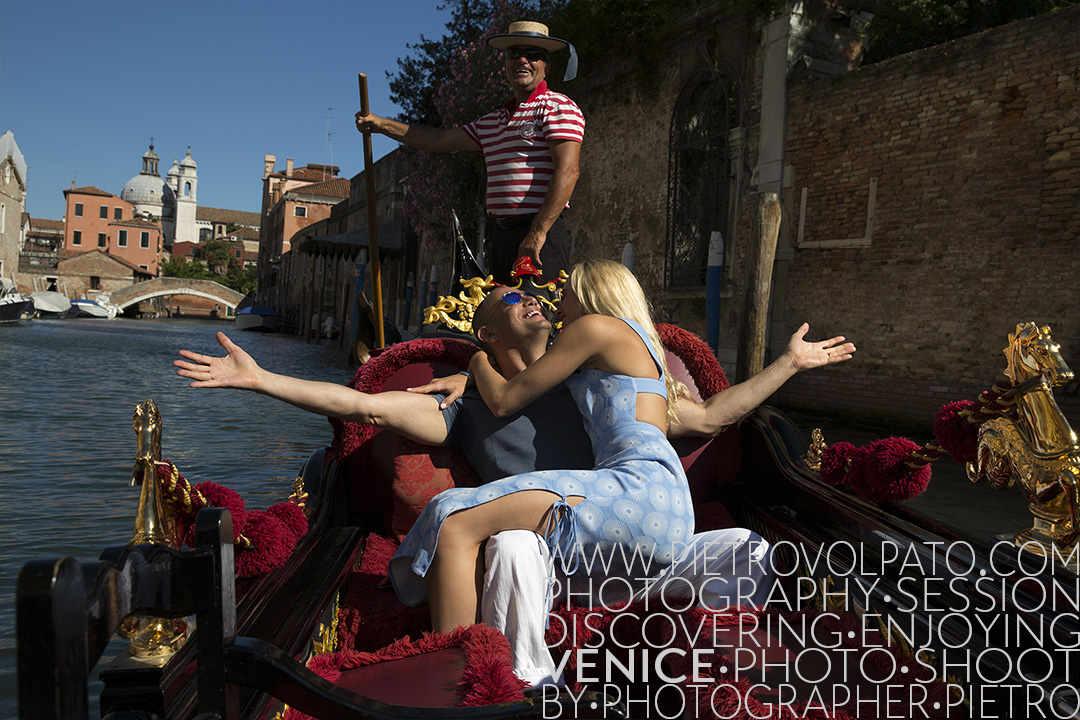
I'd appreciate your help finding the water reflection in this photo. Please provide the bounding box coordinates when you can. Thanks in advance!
[0,317,352,716]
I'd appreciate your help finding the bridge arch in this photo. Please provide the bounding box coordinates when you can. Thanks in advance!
[109,277,245,311]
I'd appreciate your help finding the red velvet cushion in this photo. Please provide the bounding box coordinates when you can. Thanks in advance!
[285,624,527,719]
[388,437,481,542]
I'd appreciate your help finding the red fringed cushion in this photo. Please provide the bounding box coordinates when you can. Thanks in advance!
[327,338,478,519]
[934,400,979,464]
[389,436,481,542]
[847,438,932,503]
[283,624,526,719]
[157,461,308,578]
[657,322,729,398]
[819,442,856,486]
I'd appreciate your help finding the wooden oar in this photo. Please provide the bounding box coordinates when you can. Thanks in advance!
[357,73,386,348]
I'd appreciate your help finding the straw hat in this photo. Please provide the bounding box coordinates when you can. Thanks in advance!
[487,21,569,53]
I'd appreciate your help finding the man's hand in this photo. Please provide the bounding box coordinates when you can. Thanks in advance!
[785,323,856,372]
[175,332,262,390]
[407,372,472,409]
[354,111,385,135]
[518,231,546,270]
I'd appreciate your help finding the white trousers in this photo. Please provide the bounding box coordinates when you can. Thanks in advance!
[480,527,774,688]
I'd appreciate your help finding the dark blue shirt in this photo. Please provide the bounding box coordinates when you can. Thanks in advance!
[435,384,594,483]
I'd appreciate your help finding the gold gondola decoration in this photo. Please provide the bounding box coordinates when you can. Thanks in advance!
[814,322,1078,568]
[121,399,189,659]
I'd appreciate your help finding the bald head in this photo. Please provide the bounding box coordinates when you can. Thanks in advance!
[472,288,551,369]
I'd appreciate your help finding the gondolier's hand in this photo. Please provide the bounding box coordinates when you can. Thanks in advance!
[785,323,856,372]
[518,231,545,271]
[406,371,472,409]
[174,332,262,390]
[354,111,385,135]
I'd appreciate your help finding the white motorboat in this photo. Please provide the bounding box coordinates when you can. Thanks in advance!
[70,298,113,318]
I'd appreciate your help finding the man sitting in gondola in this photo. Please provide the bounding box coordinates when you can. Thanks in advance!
[174,288,854,687]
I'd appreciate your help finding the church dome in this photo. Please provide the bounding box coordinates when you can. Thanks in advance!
[122,142,175,208]
[122,174,175,206]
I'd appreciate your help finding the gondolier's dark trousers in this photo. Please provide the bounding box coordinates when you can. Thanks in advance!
[484,213,572,286]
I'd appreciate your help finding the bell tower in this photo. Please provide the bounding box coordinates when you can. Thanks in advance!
[174,147,198,244]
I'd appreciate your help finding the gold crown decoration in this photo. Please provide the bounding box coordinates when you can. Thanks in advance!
[424,275,498,334]
[422,268,567,335]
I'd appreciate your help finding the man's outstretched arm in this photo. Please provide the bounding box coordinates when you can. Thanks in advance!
[669,323,855,438]
[175,332,450,445]
[355,112,479,154]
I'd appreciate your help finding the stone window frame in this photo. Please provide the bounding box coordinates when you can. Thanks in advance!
[74,203,83,218]
[97,232,107,248]
[140,231,150,249]
[295,205,308,218]
[118,229,128,247]
[99,205,108,220]
[796,178,877,249]
[72,230,82,246]
[114,207,123,220]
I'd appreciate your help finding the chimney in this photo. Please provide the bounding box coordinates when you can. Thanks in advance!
[285,158,294,178]
[264,154,276,178]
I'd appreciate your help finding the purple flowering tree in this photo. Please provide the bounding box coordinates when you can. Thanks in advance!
[401,0,532,248]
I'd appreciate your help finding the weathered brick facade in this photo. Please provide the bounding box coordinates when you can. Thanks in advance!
[777,7,1080,427]
[563,4,1078,429]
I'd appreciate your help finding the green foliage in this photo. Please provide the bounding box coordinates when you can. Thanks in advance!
[159,255,208,279]
[389,0,529,124]
[545,0,719,81]
[860,0,1078,63]
[159,240,255,293]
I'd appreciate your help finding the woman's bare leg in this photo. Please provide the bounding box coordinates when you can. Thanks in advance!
[428,490,583,632]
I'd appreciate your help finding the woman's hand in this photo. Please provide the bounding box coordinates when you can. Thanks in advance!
[406,372,472,409]
[174,332,262,390]
[785,323,856,372]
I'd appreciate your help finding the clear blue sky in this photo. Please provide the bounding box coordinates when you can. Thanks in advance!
[1,0,455,220]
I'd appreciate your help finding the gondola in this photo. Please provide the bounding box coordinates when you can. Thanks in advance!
[15,275,1079,719]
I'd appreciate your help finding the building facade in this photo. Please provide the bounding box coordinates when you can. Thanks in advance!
[0,130,27,283]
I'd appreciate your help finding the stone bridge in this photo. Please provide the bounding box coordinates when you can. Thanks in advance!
[109,277,245,311]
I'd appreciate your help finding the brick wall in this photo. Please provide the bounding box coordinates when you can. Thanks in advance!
[776,7,1080,426]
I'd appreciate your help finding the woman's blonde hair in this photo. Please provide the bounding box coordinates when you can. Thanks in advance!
[568,259,685,425]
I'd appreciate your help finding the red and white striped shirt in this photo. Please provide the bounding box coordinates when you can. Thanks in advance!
[463,82,584,217]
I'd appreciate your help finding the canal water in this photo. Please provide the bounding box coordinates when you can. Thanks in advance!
[0,316,353,718]
[0,317,1037,716]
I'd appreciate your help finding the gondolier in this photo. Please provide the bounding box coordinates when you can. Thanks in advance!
[356,21,583,284]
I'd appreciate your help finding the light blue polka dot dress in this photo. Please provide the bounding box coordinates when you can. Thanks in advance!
[389,318,695,606]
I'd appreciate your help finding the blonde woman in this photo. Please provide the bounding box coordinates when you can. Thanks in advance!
[390,259,693,632]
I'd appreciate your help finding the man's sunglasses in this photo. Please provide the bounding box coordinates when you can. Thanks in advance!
[474,291,536,331]
[505,48,548,62]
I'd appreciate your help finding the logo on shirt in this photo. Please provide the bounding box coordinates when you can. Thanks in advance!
[519,116,541,140]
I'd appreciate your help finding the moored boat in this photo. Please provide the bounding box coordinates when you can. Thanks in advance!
[235,305,282,332]
[69,298,114,318]
[1,279,33,326]
[29,290,72,318]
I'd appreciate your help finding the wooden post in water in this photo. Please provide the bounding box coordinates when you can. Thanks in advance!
[737,192,782,383]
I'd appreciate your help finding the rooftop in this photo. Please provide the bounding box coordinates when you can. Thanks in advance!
[65,185,116,198]
[197,205,261,227]
[285,177,351,200]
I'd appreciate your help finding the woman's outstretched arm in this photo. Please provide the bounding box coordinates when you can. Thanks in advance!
[670,323,856,437]
[174,332,449,444]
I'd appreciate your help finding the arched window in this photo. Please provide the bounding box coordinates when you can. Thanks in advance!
[666,69,740,289]
[184,182,191,196]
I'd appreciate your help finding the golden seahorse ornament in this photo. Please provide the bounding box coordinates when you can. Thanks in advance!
[967,323,1080,562]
